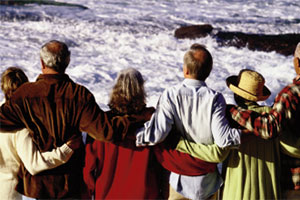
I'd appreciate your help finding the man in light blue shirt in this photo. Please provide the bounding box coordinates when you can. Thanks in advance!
[136,44,241,199]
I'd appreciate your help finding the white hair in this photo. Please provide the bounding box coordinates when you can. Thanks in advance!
[40,40,70,73]
[295,42,300,59]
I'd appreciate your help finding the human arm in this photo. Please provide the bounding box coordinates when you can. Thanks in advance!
[280,132,300,158]
[211,93,241,148]
[83,137,103,196]
[15,129,74,175]
[0,100,26,132]
[79,92,152,143]
[136,90,174,146]
[176,137,230,163]
[228,82,300,139]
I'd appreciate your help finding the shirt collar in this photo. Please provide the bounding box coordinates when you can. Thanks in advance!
[182,78,206,87]
[36,74,70,82]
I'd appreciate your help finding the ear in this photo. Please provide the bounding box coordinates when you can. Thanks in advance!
[294,57,300,75]
[183,65,189,76]
[41,59,46,69]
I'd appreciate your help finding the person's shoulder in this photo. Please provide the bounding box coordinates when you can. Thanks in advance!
[277,81,300,97]
[10,82,37,99]
[203,85,223,98]
[64,78,96,101]
[70,79,93,94]
[0,129,27,143]
[165,83,181,91]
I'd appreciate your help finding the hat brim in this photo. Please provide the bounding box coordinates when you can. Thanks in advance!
[226,75,271,101]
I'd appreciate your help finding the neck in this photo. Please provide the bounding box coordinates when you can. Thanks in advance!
[42,67,60,75]
[185,76,197,80]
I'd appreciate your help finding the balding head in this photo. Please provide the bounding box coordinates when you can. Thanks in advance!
[40,40,70,73]
[183,43,213,81]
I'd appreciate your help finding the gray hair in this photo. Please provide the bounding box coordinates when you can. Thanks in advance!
[183,43,213,81]
[109,68,146,114]
[40,40,70,73]
[295,42,300,59]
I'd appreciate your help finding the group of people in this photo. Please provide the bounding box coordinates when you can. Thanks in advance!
[0,40,299,200]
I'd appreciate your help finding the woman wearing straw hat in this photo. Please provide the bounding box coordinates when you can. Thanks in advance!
[176,69,300,199]
[222,69,279,200]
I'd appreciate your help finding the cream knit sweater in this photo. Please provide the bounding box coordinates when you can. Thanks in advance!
[0,129,73,200]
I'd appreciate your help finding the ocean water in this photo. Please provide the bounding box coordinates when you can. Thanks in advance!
[1,0,300,108]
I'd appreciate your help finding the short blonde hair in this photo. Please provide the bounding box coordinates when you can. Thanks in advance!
[109,68,146,114]
[1,67,28,100]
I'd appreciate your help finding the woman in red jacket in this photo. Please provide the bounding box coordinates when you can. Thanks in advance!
[83,68,162,199]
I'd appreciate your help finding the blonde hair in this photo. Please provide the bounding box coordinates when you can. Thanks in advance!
[1,67,28,100]
[183,43,213,81]
[109,68,146,114]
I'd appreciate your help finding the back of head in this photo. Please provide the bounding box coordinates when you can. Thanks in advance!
[109,68,146,114]
[40,40,70,73]
[184,43,213,81]
[1,67,28,101]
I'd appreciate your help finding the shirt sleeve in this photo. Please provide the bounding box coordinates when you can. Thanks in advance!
[136,90,174,146]
[83,138,101,193]
[0,100,26,132]
[280,132,300,158]
[211,93,241,148]
[176,137,230,163]
[15,129,74,175]
[228,84,298,139]
[79,92,150,143]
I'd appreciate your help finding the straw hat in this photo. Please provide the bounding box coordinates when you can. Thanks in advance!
[226,69,271,101]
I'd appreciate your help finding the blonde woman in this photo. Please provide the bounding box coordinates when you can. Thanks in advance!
[83,68,161,199]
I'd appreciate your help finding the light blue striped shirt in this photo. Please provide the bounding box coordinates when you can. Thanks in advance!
[136,78,241,199]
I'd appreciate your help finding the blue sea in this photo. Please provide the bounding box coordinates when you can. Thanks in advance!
[1,0,300,107]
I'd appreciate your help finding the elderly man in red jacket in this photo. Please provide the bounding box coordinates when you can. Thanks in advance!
[0,40,145,198]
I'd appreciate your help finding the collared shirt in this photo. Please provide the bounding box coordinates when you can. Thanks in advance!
[136,78,241,199]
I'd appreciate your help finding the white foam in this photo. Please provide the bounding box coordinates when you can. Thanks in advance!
[0,0,298,109]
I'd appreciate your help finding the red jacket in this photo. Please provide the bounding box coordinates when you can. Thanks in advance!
[83,108,217,199]
[84,137,161,199]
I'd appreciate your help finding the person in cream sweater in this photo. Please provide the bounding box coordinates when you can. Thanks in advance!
[0,67,79,199]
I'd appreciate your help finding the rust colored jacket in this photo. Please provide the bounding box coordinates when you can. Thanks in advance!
[0,74,132,198]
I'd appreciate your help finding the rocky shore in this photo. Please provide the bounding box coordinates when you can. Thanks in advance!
[175,24,300,56]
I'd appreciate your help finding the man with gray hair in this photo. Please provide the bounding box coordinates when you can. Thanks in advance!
[137,43,241,199]
[229,42,300,197]
[0,40,144,198]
